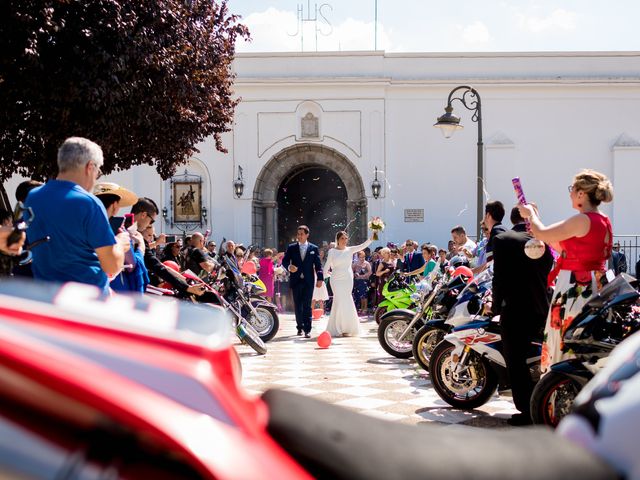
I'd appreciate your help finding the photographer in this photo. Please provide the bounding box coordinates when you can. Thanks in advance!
[0,226,27,276]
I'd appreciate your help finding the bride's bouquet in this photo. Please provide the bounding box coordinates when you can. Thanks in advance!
[368,216,385,241]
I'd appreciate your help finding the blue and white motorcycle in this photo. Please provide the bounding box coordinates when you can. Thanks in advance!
[428,313,542,409]
[412,267,493,372]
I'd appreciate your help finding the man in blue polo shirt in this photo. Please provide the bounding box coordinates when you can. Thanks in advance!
[25,137,130,293]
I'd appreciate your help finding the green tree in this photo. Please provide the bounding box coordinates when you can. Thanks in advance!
[0,0,249,181]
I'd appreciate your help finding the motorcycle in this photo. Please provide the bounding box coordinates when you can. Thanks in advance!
[240,273,280,343]
[376,264,472,359]
[195,257,270,354]
[377,277,439,358]
[238,249,280,342]
[373,271,416,324]
[150,257,268,355]
[530,272,640,426]
[429,315,542,409]
[412,267,493,371]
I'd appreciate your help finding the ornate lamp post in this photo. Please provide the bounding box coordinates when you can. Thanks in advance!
[434,86,484,240]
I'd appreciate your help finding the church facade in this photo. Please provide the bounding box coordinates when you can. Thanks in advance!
[6,51,640,251]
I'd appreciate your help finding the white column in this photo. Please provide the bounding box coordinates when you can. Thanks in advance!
[612,134,640,235]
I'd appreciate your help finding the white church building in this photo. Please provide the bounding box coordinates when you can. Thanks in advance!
[5,50,640,255]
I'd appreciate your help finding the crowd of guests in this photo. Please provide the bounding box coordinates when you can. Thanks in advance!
[0,137,636,325]
[224,223,489,317]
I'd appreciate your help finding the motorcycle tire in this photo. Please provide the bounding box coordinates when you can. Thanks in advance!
[377,315,416,359]
[429,340,498,409]
[412,325,447,372]
[374,305,388,325]
[237,320,267,355]
[245,304,279,343]
[530,371,581,427]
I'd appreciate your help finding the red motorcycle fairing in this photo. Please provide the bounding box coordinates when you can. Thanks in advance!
[0,279,311,479]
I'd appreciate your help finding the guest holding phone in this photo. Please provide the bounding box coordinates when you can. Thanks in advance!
[94,182,149,293]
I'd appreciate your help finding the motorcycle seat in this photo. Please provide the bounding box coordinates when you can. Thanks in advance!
[263,389,617,480]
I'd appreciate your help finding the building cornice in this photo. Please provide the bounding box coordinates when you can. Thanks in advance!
[236,50,640,59]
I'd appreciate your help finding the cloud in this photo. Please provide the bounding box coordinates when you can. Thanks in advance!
[236,7,300,52]
[444,21,491,50]
[325,17,393,51]
[460,21,491,45]
[517,9,577,33]
[235,7,393,52]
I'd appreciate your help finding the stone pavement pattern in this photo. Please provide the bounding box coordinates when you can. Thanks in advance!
[237,313,517,427]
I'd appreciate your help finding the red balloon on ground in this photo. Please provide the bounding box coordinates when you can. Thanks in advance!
[317,331,332,348]
[312,308,323,320]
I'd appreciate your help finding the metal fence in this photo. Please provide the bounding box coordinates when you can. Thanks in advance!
[613,235,640,277]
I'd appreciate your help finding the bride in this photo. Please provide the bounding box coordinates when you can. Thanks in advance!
[325,231,373,337]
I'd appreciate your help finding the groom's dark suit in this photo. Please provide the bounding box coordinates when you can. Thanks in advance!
[282,242,324,335]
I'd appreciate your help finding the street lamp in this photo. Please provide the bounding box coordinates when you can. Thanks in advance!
[371,166,381,199]
[434,85,484,241]
[233,166,244,198]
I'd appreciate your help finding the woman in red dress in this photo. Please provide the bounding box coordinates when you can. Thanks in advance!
[519,169,613,373]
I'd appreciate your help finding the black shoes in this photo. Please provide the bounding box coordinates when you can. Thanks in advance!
[507,413,533,426]
[297,329,303,336]
[304,333,311,338]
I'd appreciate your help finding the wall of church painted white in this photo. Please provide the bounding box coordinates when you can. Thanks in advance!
[4,51,640,251]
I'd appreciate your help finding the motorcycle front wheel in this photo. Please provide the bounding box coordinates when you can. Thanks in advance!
[530,371,581,427]
[244,304,279,343]
[429,340,497,409]
[377,315,417,358]
[412,325,447,372]
[236,319,267,355]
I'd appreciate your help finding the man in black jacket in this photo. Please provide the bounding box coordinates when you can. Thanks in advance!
[492,206,553,425]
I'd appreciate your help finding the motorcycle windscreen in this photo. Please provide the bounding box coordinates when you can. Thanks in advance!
[586,273,639,309]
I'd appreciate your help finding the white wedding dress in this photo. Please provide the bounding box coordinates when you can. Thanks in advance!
[325,239,372,336]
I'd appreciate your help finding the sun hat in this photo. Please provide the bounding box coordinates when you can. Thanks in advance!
[93,182,138,207]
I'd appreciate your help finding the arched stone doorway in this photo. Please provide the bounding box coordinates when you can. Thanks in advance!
[277,166,347,251]
[253,144,367,250]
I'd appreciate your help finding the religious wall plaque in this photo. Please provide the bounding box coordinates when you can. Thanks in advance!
[301,112,319,138]
[404,209,424,223]
[173,181,202,223]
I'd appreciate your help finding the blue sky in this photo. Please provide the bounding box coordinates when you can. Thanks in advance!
[228,0,640,52]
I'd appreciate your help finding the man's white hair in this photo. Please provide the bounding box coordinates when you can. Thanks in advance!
[57,137,103,173]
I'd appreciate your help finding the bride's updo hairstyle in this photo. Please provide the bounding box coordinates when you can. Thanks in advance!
[335,231,348,243]
[572,169,613,206]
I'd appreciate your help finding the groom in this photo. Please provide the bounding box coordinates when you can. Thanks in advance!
[282,225,324,338]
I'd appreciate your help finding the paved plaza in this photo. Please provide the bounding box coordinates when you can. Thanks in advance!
[237,312,518,427]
